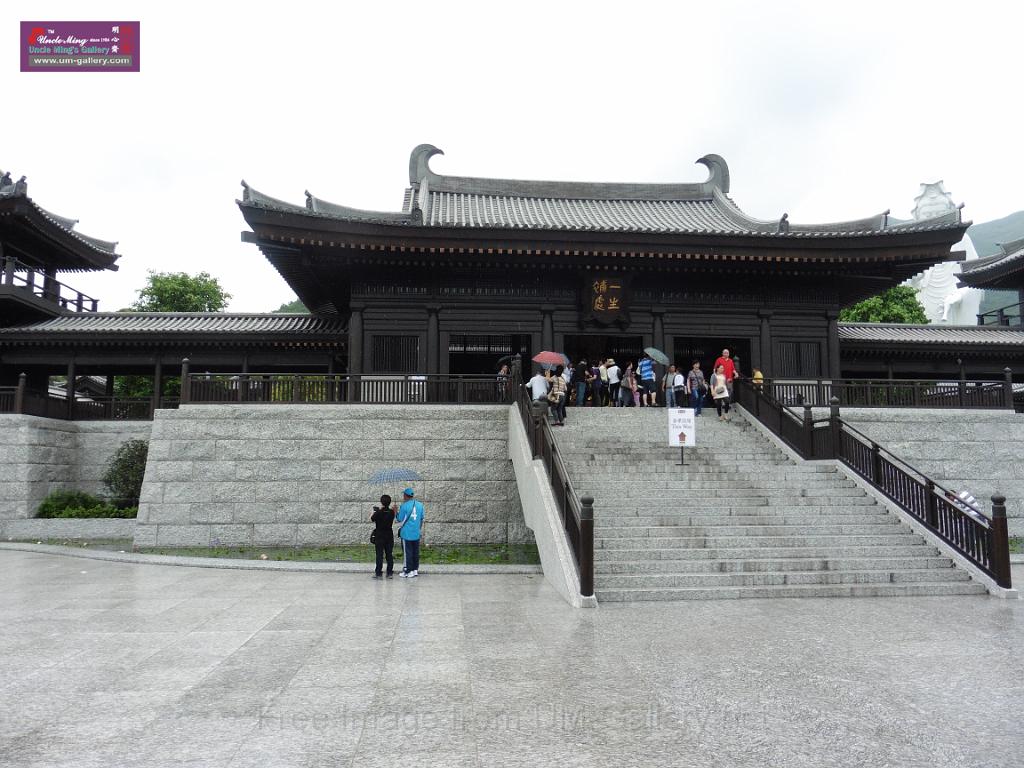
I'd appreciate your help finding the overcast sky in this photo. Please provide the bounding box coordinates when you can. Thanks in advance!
[3,1,1022,312]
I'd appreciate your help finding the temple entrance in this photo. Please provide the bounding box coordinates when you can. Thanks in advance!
[563,335,645,369]
[673,337,752,377]
[448,333,531,375]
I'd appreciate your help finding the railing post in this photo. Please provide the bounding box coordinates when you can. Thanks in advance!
[802,403,813,457]
[14,372,26,414]
[291,375,301,403]
[870,441,883,487]
[925,480,939,528]
[829,396,841,460]
[180,358,191,404]
[3,257,15,285]
[1003,367,1013,410]
[989,494,1012,589]
[530,400,547,458]
[579,495,594,598]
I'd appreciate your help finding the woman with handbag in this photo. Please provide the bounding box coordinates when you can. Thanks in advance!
[370,494,396,578]
[547,364,568,426]
[711,364,731,421]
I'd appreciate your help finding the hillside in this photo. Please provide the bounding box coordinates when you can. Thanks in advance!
[967,210,1024,256]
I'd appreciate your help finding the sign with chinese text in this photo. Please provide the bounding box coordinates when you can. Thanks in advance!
[668,408,697,447]
[21,22,140,72]
[582,274,629,326]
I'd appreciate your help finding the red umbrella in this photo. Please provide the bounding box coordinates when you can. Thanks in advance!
[532,351,568,366]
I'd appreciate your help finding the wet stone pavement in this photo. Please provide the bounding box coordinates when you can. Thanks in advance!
[0,550,1022,768]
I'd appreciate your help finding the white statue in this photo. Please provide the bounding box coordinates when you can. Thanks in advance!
[904,182,981,325]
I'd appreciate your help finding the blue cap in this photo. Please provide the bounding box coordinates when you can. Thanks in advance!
[403,487,415,497]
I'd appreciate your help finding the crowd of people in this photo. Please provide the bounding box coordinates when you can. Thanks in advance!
[526,348,756,425]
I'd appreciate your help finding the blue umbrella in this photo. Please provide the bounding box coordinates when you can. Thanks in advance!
[368,467,423,486]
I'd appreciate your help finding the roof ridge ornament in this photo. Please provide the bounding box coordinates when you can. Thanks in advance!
[777,213,789,234]
[410,144,443,186]
[695,154,730,194]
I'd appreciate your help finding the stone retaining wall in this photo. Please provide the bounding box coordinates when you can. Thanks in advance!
[0,415,151,519]
[135,404,530,547]
[835,409,1024,537]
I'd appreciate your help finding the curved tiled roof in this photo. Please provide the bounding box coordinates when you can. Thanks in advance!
[238,144,969,239]
[838,323,1024,346]
[0,312,345,335]
[958,237,1024,287]
[0,171,119,263]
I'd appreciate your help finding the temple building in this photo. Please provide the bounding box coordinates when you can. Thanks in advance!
[3,146,1024,408]
[237,144,972,379]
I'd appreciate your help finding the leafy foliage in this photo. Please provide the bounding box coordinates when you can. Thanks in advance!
[113,375,181,400]
[273,298,308,313]
[839,286,928,324]
[37,490,137,518]
[130,271,231,312]
[101,439,149,506]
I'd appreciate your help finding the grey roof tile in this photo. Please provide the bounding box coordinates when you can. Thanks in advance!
[838,323,1024,346]
[238,144,970,239]
[0,313,345,335]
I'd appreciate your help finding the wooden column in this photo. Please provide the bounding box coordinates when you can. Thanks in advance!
[43,267,59,302]
[758,310,773,376]
[348,304,364,403]
[541,304,554,352]
[152,357,163,413]
[826,312,841,378]
[426,304,441,374]
[651,307,666,355]
[65,359,76,419]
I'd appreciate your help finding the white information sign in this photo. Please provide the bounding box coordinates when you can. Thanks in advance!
[668,408,697,447]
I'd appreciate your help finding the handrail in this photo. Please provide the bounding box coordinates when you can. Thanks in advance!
[183,372,514,405]
[514,374,594,597]
[754,375,1014,410]
[0,381,177,421]
[977,301,1024,327]
[1,255,100,312]
[734,379,1011,587]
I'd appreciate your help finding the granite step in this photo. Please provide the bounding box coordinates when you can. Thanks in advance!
[593,544,943,562]
[596,533,926,549]
[595,556,958,574]
[595,581,988,601]
[596,523,906,539]
[597,512,894,526]
[596,567,973,590]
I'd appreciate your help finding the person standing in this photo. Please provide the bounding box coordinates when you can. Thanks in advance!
[574,359,588,406]
[713,348,737,395]
[687,361,706,416]
[619,362,636,407]
[662,364,679,408]
[370,494,396,578]
[397,488,424,578]
[527,368,549,403]
[637,353,657,407]
[711,364,731,421]
[548,364,568,426]
[598,359,609,406]
[606,358,621,407]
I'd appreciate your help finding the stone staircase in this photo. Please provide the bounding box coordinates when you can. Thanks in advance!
[555,407,987,601]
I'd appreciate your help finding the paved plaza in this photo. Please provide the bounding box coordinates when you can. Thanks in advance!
[1,551,1022,768]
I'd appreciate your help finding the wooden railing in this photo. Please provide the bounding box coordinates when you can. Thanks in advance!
[181,370,515,405]
[2,256,100,312]
[978,301,1023,327]
[0,375,177,421]
[759,373,1014,410]
[515,376,594,598]
[734,379,1012,588]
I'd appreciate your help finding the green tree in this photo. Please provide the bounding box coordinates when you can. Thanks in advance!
[115,272,230,398]
[839,285,928,324]
[130,271,231,312]
[272,298,308,313]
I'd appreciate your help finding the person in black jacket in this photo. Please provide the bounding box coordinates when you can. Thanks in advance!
[371,494,395,578]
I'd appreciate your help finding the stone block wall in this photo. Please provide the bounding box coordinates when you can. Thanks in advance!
[0,415,151,520]
[135,404,531,548]
[837,409,1024,537]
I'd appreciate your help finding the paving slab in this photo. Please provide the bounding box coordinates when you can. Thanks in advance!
[0,550,1021,767]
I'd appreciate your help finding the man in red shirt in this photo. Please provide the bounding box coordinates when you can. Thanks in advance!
[713,348,737,391]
